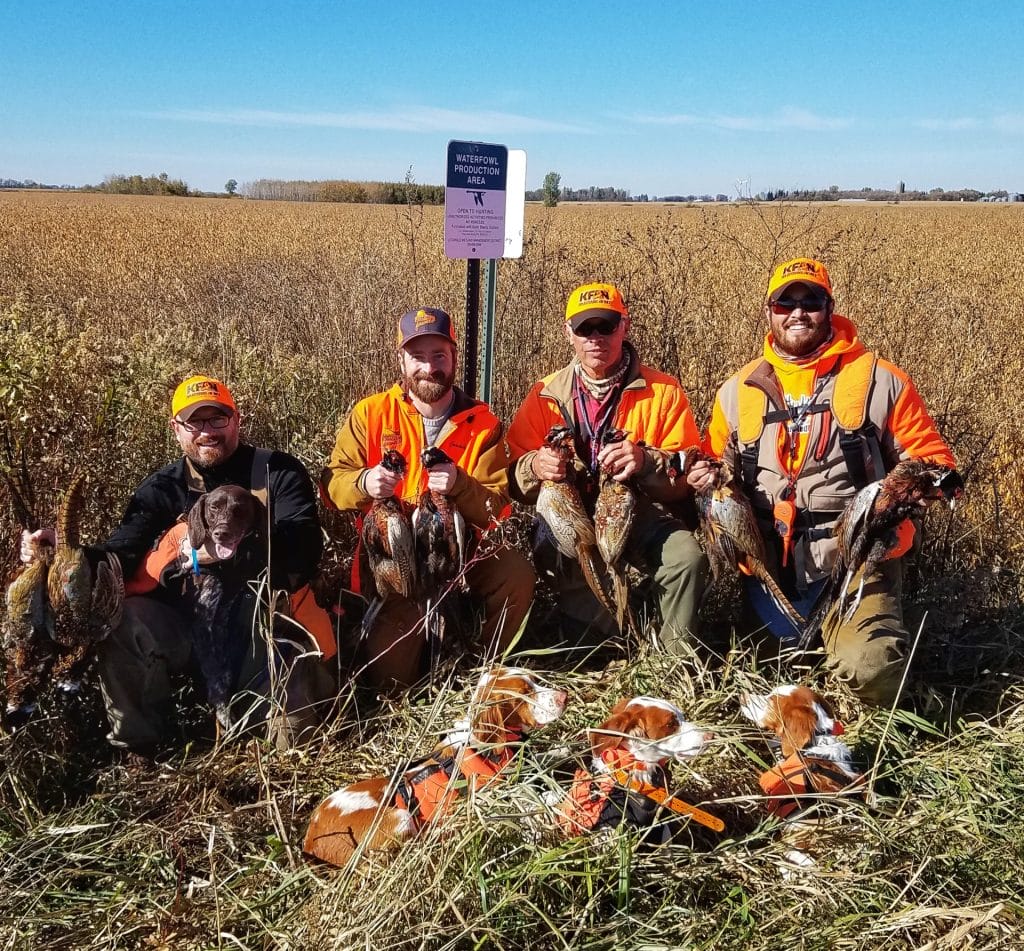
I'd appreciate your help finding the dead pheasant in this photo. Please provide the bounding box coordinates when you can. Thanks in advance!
[593,429,636,632]
[800,460,964,648]
[361,449,417,633]
[3,473,122,723]
[535,426,616,619]
[413,446,468,597]
[2,447,53,720]
[689,451,805,634]
[3,534,55,720]
[45,475,124,686]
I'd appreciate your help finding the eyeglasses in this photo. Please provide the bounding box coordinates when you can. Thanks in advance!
[572,316,622,337]
[175,413,233,434]
[770,296,828,315]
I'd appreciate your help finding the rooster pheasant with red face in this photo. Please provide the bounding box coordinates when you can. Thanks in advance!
[535,426,615,618]
[799,461,964,648]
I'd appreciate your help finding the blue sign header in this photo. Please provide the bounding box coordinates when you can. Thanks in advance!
[446,141,508,191]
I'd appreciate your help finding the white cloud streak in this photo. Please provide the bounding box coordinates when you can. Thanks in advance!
[145,106,590,135]
[915,114,1024,134]
[629,107,852,131]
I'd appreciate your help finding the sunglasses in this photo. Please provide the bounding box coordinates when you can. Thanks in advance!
[175,413,233,434]
[572,315,622,337]
[770,295,828,315]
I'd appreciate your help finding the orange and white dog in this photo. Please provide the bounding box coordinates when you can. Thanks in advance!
[741,685,866,871]
[554,696,722,842]
[304,666,567,867]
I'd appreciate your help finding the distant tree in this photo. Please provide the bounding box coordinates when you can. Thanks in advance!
[542,172,561,207]
[225,179,238,196]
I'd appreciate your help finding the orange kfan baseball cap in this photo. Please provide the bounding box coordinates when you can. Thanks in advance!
[564,282,629,330]
[171,376,237,420]
[766,258,833,300]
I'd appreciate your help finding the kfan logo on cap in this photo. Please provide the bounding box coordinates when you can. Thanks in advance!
[186,380,219,398]
[578,288,612,305]
[782,260,820,278]
[415,309,437,328]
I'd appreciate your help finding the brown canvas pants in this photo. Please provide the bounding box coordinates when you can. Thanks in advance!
[363,544,536,690]
[98,594,337,752]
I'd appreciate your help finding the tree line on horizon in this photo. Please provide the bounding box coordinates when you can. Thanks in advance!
[1,173,1020,204]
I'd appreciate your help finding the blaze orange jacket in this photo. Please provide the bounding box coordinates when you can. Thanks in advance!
[705,315,956,580]
[507,344,700,506]
[321,384,512,530]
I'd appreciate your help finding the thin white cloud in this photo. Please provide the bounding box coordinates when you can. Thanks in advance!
[629,107,852,132]
[915,115,1024,134]
[144,107,590,135]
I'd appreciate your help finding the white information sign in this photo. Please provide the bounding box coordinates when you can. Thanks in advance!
[444,140,508,259]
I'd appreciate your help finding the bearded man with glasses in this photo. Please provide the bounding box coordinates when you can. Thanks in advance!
[507,282,708,653]
[20,375,336,756]
[688,258,959,706]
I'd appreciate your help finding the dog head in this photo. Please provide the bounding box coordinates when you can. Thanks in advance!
[465,666,567,747]
[187,485,266,561]
[589,697,711,776]
[740,685,847,760]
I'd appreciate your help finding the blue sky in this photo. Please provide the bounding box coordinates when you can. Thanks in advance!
[3,0,1022,195]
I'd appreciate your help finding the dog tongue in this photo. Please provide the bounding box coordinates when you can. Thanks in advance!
[213,541,238,560]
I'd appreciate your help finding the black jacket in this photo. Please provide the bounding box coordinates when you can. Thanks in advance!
[92,444,322,591]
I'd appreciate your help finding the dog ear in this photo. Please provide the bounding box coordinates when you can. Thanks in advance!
[776,700,818,758]
[589,707,638,759]
[474,693,521,745]
[187,495,209,549]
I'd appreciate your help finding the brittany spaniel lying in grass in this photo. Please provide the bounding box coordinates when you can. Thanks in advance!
[741,685,867,871]
[303,666,567,867]
[553,696,723,843]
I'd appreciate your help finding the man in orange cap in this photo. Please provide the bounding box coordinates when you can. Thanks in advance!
[690,258,959,705]
[507,282,708,651]
[322,308,536,690]
[19,375,336,754]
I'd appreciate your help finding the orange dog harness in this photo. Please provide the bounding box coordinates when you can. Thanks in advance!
[759,753,865,819]
[556,750,724,835]
[393,732,520,829]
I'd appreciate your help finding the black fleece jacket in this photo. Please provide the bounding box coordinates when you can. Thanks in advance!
[90,444,322,591]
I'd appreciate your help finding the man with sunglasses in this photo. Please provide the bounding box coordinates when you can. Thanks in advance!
[19,375,335,755]
[689,258,957,705]
[507,282,708,651]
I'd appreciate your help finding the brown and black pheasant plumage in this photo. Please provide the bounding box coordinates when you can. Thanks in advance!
[361,449,417,633]
[3,473,123,723]
[688,451,805,634]
[593,429,636,632]
[535,426,615,618]
[413,446,468,598]
[800,460,964,648]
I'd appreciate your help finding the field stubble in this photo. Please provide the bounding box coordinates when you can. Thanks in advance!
[0,193,1022,949]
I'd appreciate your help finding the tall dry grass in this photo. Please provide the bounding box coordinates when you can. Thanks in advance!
[1,192,1023,948]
